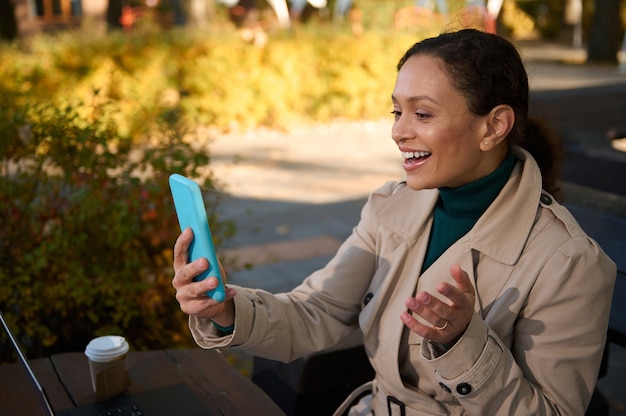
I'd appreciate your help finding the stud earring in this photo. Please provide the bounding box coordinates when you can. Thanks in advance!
[484,141,491,146]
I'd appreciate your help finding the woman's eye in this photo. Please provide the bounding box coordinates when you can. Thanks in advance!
[415,111,430,119]
[390,110,401,119]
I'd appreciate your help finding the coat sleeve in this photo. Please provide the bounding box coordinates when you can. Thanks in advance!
[421,236,616,416]
[188,183,400,362]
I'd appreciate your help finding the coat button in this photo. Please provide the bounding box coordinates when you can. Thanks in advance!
[540,194,552,205]
[456,383,472,395]
[439,382,451,393]
[363,293,374,305]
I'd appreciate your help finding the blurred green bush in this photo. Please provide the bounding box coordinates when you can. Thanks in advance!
[0,82,234,358]
[0,22,427,358]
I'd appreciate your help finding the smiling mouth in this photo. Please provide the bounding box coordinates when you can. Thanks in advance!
[402,151,431,162]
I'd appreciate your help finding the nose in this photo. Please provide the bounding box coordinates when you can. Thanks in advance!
[391,115,413,145]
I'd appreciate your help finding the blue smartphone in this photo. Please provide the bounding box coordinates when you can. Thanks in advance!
[169,174,226,302]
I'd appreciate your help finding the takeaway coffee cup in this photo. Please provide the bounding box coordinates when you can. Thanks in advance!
[84,335,130,399]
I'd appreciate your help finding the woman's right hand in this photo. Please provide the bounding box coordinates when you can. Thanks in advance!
[172,228,236,325]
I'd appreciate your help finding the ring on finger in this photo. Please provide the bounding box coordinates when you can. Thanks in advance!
[434,320,448,330]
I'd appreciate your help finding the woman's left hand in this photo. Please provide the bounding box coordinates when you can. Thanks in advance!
[401,263,475,346]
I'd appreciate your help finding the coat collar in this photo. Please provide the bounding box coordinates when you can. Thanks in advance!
[373,146,542,266]
[467,147,542,265]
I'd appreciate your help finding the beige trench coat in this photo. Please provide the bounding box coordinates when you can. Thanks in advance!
[190,147,616,415]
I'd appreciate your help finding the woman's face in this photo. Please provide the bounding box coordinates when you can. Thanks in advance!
[391,54,502,190]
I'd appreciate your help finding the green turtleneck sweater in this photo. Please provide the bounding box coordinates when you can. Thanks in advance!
[421,151,516,273]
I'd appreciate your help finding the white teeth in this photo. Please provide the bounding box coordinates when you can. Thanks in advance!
[402,151,431,159]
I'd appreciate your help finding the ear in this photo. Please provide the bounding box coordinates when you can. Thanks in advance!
[480,105,515,151]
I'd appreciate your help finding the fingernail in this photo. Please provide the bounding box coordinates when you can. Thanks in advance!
[417,292,430,304]
[196,258,208,270]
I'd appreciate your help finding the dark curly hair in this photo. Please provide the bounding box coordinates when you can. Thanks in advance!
[398,29,563,201]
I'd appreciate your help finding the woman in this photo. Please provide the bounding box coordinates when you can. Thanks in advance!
[173,29,616,415]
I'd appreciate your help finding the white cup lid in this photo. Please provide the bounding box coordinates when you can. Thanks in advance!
[85,336,129,362]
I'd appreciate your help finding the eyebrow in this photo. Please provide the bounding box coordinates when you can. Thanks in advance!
[391,94,440,105]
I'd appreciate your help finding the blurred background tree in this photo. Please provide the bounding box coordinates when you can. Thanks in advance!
[0,0,18,41]
[587,0,624,62]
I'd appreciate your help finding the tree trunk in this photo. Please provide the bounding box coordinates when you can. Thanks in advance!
[586,0,624,63]
[106,0,123,30]
[0,0,18,41]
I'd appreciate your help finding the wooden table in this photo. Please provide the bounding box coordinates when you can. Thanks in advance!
[0,349,285,415]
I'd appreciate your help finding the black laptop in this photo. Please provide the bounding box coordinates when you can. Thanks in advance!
[0,311,214,416]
